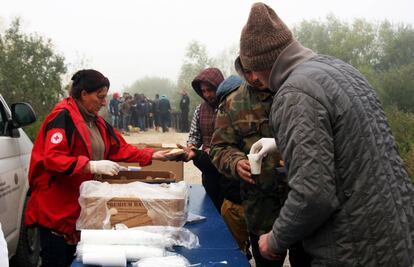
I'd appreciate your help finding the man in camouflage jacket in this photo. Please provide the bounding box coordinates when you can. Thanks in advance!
[210,57,310,267]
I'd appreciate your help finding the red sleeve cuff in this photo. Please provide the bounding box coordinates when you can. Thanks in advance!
[137,148,154,166]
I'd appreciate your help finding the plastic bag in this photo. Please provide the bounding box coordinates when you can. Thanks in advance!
[127,226,200,249]
[79,226,199,249]
[77,181,189,230]
[186,212,206,224]
[76,244,165,262]
[132,255,190,267]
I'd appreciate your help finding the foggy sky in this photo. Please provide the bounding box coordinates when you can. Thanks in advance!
[1,0,413,92]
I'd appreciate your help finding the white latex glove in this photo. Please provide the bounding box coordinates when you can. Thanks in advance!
[249,138,277,158]
[89,160,121,176]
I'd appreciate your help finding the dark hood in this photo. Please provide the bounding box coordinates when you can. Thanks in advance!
[191,68,224,102]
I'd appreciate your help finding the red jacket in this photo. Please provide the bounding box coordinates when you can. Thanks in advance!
[25,97,154,235]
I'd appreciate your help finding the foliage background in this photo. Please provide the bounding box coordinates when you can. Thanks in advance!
[293,15,414,182]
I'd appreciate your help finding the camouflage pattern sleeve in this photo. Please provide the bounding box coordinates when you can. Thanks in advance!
[210,103,246,179]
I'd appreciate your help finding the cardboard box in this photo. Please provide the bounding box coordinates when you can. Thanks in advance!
[107,197,185,227]
[81,196,186,228]
[78,181,189,229]
[125,143,184,181]
[97,170,175,184]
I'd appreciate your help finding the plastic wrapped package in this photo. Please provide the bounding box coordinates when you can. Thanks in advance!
[132,255,191,267]
[79,227,199,249]
[77,181,189,229]
[77,244,165,262]
[127,226,200,249]
[82,250,126,267]
[76,227,199,267]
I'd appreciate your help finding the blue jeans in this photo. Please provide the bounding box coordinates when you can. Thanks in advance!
[138,115,146,131]
[111,115,120,129]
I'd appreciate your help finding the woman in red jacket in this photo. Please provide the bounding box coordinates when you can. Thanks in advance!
[25,69,169,267]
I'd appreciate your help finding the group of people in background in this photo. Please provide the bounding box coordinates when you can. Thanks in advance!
[108,92,174,133]
[108,90,190,134]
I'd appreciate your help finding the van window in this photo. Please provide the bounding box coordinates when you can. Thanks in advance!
[0,102,5,136]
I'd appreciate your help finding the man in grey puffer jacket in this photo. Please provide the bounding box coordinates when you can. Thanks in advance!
[239,3,414,267]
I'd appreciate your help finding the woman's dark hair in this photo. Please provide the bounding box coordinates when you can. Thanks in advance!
[70,69,110,99]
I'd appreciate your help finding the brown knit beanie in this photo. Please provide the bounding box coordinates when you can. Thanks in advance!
[240,3,293,71]
[234,56,244,77]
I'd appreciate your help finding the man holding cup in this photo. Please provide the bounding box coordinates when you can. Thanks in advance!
[241,3,414,266]
[210,58,310,267]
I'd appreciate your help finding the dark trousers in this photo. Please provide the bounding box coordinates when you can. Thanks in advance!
[288,241,312,267]
[180,111,189,132]
[250,233,311,267]
[39,227,76,267]
[154,113,160,127]
[160,113,170,132]
[201,173,223,212]
[192,150,223,212]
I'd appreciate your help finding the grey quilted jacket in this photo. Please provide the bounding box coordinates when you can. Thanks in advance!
[268,41,414,267]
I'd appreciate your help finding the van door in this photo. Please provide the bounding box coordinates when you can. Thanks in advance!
[0,98,26,245]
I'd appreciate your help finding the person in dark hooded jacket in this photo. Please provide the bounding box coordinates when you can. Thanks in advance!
[240,3,414,267]
[178,69,251,259]
[181,68,225,211]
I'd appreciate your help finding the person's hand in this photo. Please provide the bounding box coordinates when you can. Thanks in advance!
[152,150,170,161]
[89,160,121,176]
[259,232,283,261]
[250,138,277,158]
[236,159,255,184]
[176,144,196,162]
[187,143,196,150]
[164,147,186,161]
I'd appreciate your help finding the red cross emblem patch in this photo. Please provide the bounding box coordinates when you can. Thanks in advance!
[50,132,63,144]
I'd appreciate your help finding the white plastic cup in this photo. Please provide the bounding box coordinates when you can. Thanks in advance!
[247,154,262,175]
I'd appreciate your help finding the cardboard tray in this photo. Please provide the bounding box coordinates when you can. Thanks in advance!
[128,143,184,181]
[96,170,176,184]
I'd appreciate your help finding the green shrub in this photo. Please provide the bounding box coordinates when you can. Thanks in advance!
[404,145,414,184]
[23,116,43,142]
[385,106,414,183]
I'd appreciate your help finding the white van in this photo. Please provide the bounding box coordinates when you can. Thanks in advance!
[0,94,39,267]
